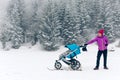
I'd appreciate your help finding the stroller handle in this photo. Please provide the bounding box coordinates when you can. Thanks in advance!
[79,45,87,51]
[79,45,84,47]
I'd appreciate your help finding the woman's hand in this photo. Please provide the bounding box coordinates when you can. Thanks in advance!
[105,44,108,46]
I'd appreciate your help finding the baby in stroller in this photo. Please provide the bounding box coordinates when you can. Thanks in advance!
[54,43,87,70]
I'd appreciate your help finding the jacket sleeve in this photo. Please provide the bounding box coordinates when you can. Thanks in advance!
[87,37,97,45]
[105,36,109,45]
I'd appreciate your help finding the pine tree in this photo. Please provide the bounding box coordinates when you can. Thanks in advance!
[0,22,13,49]
[98,0,115,42]
[29,1,40,45]
[75,0,91,42]
[57,1,66,40]
[59,7,81,45]
[7,0,25,48]
[112,0,120,39]
[39,0,61,51]
[86,0,101,30]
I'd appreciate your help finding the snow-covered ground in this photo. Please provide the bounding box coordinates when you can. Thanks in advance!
[0,43,119,80]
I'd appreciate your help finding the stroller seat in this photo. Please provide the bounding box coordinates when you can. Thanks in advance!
[65,44,81,59]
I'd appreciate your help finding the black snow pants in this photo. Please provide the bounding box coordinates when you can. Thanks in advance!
[96,49,108,68]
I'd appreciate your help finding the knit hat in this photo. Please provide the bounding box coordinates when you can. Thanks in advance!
[98,29,104,35]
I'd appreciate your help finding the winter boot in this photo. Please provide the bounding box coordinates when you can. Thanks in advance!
[104,67,109,70]
[94,67,99,70]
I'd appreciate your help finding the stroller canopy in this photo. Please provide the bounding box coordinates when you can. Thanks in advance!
[65,44,81,58]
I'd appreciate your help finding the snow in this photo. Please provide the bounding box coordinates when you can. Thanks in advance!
[0,43,119,80]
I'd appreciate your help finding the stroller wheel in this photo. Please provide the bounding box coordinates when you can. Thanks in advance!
[70,59,81,70]
[54,61,62,70]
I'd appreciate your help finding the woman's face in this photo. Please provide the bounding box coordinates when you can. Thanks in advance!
[98,33,102,37]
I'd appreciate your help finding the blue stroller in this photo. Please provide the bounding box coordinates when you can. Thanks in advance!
[54,44,87,70]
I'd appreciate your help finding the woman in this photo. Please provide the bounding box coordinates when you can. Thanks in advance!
[85,29,109,70]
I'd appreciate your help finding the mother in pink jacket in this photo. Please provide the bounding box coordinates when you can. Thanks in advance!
[85,29,109,70]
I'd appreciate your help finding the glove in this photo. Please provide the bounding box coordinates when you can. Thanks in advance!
[105,44,108,46]
[82,47,87,51]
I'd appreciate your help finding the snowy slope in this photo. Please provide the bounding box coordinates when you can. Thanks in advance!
[0,43,119,80]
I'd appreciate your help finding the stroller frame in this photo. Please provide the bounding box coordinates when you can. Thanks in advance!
[54,44,87,70]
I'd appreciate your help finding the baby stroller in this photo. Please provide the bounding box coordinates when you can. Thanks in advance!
[54,44,87,70]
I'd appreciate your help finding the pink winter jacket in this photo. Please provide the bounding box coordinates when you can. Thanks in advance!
[87,35,109,51]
